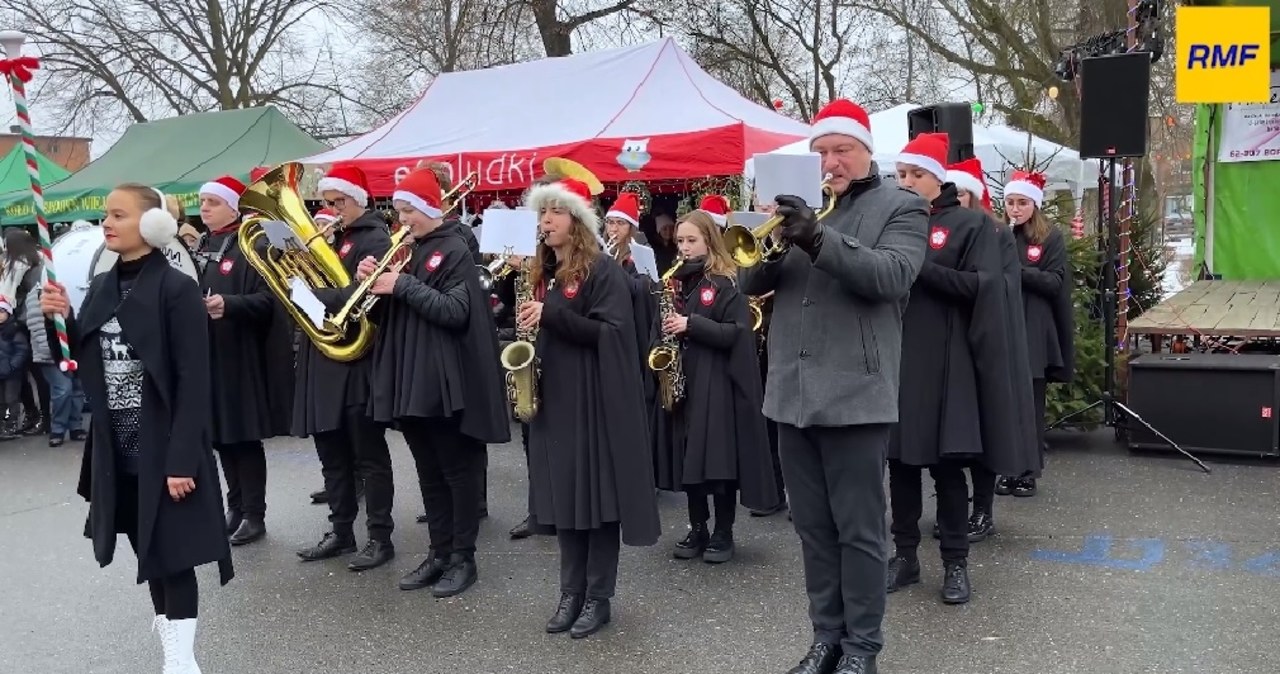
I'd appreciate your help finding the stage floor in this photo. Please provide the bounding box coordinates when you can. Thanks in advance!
[1130,279,1280,337]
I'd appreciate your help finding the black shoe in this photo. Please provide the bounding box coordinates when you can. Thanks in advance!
[229,517,266,546]
[886,555,921,593]
[509,516,532,540]
[1012,477,1037,497]
[673,525,709,559]
[415,513,429,523]
[224,508,243,535]
[297,531,357,561]
[431,553,478,598]
[942,561,971,604]
[994,476,1015,496]
[546,593,584,633]
[347,539,395,571]
[69,429,87,442]
[309,489,327,505]
[833,654,877,674]
[931,522,940,540]
[703,529,734,564]
[399,555,451,591]
[968,511,994,542]
[569,598,611,639]
[21,417,44,436]
[785,642,842,674]
[48,434,65,447]
[749,501,787,517]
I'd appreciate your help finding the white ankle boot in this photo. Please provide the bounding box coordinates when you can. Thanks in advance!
[155,616,202,674]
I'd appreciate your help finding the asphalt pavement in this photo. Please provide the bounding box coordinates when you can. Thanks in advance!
[1,427,1277,674]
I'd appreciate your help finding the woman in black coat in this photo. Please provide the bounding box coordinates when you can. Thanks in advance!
[41,183,231,673]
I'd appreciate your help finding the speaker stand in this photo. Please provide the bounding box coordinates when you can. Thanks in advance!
[1047,157,1211,474]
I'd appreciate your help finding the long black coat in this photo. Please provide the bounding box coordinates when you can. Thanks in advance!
[1014,225,1075,384]
[77,251,233,585]
[198,226,294,444]
[292,211,392,435]
[619,256,657,408]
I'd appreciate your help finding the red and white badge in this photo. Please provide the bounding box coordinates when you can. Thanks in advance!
[425,250,444,272]
[563,281,580,299]
[219,258,234,275]
[339,241,354,258]
[700,287,717,306]
[928,226,949,250]
[1027,245,1043,262]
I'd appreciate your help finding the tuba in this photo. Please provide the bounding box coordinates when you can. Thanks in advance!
[499,240,543,422]
[723,174,839,268]
[238,162,375,362]
[647,257,686,412]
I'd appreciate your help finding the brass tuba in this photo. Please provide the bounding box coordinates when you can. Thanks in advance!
[238,162,375,362]
[647,257,686,411]
[723,175,839,268]
[499,241,543,422]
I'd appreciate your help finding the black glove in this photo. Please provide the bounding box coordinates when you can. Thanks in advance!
[775,194,824,254]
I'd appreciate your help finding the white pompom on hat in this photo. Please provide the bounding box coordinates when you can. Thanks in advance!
[139,187,179,248]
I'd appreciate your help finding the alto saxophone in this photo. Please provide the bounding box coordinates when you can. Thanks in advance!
[647,257,686,412]
[499,245,542,421]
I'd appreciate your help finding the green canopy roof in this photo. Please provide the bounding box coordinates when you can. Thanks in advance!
[0,106,328,225]
[0,144,71,194]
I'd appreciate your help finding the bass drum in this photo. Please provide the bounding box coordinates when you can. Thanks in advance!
[51,224,201,315]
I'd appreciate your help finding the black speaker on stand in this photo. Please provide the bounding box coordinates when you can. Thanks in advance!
[907,103,974,162]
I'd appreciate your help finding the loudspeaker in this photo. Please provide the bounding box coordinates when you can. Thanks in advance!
[907,103,974,163]
[1079,53,1151,159]
[1127,353,1280,457]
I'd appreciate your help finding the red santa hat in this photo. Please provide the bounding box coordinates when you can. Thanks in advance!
[946,158,991,211]
[810,99,874,152]
[1005,169,1047,208]
[524,178,599,232]
[199,175,246,211]
[897,133,950,183]
[139,186,179,248]
[250,166,271,183]
[698,194,731,227]
[318,165,371,207]
[314,207,339,224]
[605,192,640,228]
[392,168,443,217]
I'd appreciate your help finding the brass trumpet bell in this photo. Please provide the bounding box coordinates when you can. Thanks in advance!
[723,181,839,268]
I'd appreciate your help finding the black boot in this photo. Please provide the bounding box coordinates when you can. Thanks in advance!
[229,516,266,546]
[1012,477,1037,497]
[399,555,451,591]
[941,561,971,604]
[833,654,878,674]
[431,553,478,598]
[673,524,709,559]
[545,593,583,634]
[415,514,429,523]
[968,510,994,542]
[297,531,357,561]
[569,598,611,639]
[309,488,327,504]
[509,516,532,540]
[224,508,243,535]
[886,554,921,593]
[347,539,395,571]
[703,528,734,564]
[994,475,1016,496]
[785,642,841,674]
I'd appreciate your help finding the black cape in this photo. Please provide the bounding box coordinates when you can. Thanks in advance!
[1014,225,1075,384]
[527,254,661,547]
[76,251,233,585]
[620,255,658,408]
[649,263,779,511]
[367,226,510,444]
[890,186,1035,475]
[197,226,294,444]
[993,221,1041,476]
[290,211,392,436]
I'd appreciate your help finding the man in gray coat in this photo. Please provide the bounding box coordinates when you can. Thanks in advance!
[741,99,928,674]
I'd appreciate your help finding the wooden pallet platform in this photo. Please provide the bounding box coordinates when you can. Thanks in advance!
[1129,280,1280,336]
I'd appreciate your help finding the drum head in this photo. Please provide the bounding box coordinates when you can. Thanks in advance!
[50,226,105,316]
[93,240,200,285]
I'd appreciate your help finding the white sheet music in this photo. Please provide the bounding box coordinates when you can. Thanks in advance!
[630,242,659,281]
[478,209,539,256]
[752,152,824,208]
[262,220,307,250]
[288,277,328,329]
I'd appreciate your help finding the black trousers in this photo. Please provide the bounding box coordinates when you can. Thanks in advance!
[216,440,267,519]
[557,522,621,600]
[760,348,786,502]
[779,423,889,658]
[22,361,49,424]
[969,463,997,514]
[117,475,199,619]
[312,406,393,542]
[687,483,737,531]
[401,417,485,557]
[888,459,969,564]
[1033,377,1048,467]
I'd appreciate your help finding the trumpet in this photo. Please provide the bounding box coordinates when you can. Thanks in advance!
[477,256,517,292]
[723,175,838,268]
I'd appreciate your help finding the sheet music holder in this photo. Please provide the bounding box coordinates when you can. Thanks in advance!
[752,152,824,208]
[478,208,539,257]
[261,220,309,250]
[630,242,659,281]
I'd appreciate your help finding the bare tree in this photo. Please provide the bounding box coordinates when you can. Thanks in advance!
[523,0,637,57]
[3,0,366,138]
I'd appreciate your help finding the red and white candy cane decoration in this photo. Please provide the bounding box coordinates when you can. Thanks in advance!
[0,31,75,371]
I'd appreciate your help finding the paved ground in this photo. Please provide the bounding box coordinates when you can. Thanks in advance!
[1,427,1277,674]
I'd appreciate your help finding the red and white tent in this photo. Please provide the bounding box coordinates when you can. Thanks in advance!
[301,38,810,195]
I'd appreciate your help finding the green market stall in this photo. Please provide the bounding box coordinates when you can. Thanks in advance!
[0,144,70,193]
[0,106,327,225]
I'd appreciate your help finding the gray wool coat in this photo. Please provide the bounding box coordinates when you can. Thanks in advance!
[740,173,929,428]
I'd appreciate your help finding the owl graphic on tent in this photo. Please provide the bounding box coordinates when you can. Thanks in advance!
[617,139,651,172]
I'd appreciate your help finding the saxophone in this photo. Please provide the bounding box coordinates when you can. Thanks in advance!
[499,250,541,422]
[647,257,686,412]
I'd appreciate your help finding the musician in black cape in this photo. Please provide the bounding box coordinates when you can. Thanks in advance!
[603,190,658,415]
[362,168,510,597]
[651,210,778,564]
[197,175,294,546]
[1000,169,1075,498]
[294,165,397,571]
[517,178,661,640]
[885,134,1037,606]
[747,195,786,518]
[43,184,231,671]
